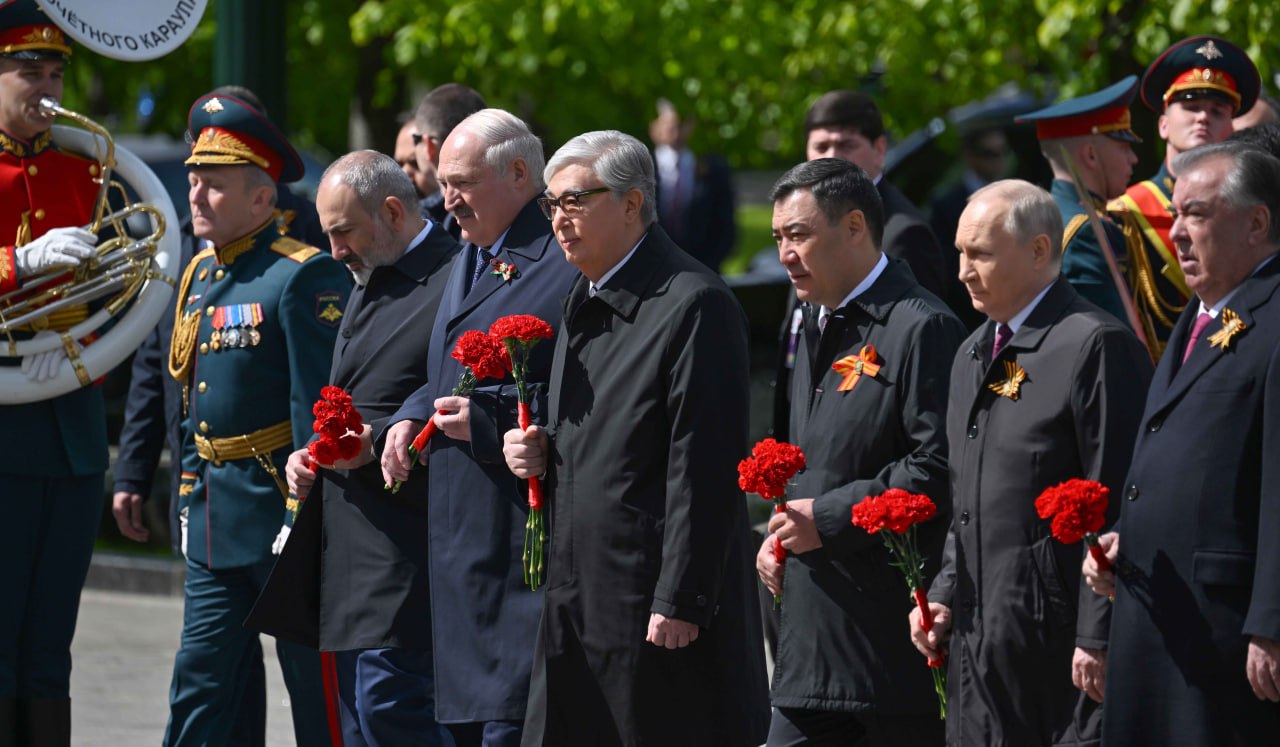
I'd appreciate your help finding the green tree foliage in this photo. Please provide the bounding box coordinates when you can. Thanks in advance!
[53,0,1280,167]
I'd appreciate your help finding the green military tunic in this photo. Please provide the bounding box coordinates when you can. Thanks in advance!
[170,219,349,569]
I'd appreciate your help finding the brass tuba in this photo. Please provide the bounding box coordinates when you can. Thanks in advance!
[0,98,181,403]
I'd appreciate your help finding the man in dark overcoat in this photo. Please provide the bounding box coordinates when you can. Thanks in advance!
[1084,142,1280,745]
[752,158,965,745]
[502,130,769,746]
[379,109,578,747]
[911,180,1152,746]
[246,150,460,746]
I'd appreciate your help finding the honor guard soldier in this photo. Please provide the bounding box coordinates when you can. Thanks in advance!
[1017,76,1143,329]
[0,2,108,744]
[1109,35,1260,358]
[163,93,350,747]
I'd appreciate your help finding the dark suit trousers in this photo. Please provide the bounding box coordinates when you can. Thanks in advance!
[334,647,453,747]
[0,474,101,697]
[766,706,945,747]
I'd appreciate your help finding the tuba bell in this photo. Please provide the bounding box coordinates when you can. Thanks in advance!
[0,98,181,403]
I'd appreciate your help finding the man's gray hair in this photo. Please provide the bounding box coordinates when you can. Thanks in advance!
[1174,141,1280,244]
[243,165,278,208]
[459,109,546,188]
[968,179,1064,259]
[321,150,420,217]
[544,130,657,225]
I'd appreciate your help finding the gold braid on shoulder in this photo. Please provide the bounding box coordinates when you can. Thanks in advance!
[168,254,206,413]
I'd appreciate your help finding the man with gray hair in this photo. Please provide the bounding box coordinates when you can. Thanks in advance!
[501,130,769,745]
[1084,142,1280,744]
[248,149,460,746]
[381,109,577,746]
[912,179,1151,745]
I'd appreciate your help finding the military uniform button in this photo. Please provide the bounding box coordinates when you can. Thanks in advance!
[206,306,215,317]
[33,208,45,220]
[959,510,970,525]
[199,343,209,355]
[197,382,207,393]
[214,269,225,281]
[88,164,98,176]
[26,165,37,176]
[199,421,209,433]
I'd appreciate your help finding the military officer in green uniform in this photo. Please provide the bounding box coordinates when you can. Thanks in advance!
[163,93,350,747]
[1110,35,1259,358]
[1017,76,1142,329]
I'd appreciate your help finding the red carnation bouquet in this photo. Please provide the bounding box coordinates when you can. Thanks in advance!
[387,330,511,493]
[851,488,946,718]
[490,313,555,590]
[296,386,364,519]
[1035,478,1111,572]
[738,438,806,605]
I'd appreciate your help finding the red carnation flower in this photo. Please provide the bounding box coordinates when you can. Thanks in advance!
[1035,479,1110,548]
[851,488,936,535]
[452,330,512,382]
[489,314,554,342]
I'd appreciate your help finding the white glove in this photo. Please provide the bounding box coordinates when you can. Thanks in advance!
[179,506,190,559]
[271,525,291,555]
[15,226,96,277]
[20,329,71,382]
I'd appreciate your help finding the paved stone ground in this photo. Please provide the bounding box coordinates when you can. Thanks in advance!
[70,589,295,747]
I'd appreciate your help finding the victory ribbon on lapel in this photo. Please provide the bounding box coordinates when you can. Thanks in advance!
[832,345,881,392]
[988,360,1027,401]
[1208,308,1246,351]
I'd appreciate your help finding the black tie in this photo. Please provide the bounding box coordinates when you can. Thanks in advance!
[467,245,493,294]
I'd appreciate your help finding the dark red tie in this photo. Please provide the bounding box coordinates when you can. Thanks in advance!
[992,323,1012,359]
[1182,312,1213,364]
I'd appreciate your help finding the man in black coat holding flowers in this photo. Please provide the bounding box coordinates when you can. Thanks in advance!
[911,179,1151,746]
[501,130,768,746]
[754,158,965,745]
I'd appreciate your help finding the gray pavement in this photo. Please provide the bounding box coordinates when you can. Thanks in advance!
[70,589,296,747]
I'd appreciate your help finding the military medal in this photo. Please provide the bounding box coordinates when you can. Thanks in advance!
[832,345,882,392]
[988,360,1027,401]
[1208,308,1246,351]
[246,303,263,346]
[209,306,224,350]
[224,303,243,348]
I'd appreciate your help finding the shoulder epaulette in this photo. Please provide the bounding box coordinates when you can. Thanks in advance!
[1062,214,1090,250]
[269,236,321,263]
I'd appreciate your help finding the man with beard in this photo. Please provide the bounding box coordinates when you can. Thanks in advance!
[250,150,460,746]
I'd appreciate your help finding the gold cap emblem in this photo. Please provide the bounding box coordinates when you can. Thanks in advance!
[202,97,225,114]
[1196,40,1223,60]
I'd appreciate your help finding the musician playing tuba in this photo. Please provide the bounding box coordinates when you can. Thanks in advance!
[0,2,109,744]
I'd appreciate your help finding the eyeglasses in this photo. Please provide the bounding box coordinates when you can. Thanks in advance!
[537,187,611,220]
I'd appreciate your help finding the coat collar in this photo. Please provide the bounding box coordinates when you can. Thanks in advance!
[447,198,557,327]
[215,218,276,265]
[388,221,459,284]
[1153,253,1280,410]
[839,256,916,323]
[581,225,672,320]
